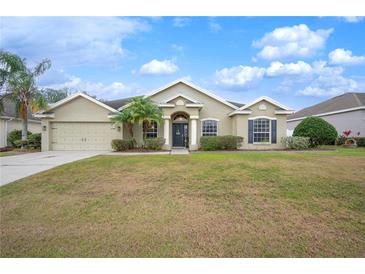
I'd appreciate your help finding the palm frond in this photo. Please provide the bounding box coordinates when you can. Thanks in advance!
[32,59,51,77]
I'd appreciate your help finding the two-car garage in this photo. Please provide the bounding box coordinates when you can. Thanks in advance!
[38,93,123,151]
[50,122,119,151]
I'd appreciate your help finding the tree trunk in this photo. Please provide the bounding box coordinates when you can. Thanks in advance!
[21,115,28,149]
[20,103,28,149]
[142,121,148,147]
[127,123,133,137]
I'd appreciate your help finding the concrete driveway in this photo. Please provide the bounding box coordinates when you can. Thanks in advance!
[0,151,106,186]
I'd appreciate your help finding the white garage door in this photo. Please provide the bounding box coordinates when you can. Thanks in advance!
[51,122,118,151]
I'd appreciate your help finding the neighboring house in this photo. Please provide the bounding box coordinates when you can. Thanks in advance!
[287,92,365,137]
[35,79,293,151]
[0,98,41,147]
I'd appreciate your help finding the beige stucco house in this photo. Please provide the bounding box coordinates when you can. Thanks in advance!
[36,79,293,151]
[0,98,41,147]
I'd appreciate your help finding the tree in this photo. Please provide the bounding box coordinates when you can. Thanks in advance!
[111,97,163,142]
[111,107,134,137]
[293,116,338,147]
[41,88,69,103]
[0,51,51,143]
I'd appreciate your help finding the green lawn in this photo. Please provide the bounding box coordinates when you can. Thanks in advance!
[1,148,364,257]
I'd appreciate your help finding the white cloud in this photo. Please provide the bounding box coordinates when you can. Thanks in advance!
[139,59,179,75]
[341,17,364,23]
[38,69,130,99]
[171,44,184,52]
[328,48,365,66]
[266,61,312,77]
[215,66,265,87]
[297,74,359,97]
[253,24,333,60]
[173,17,191,27]
[1,17,149,66]
[43,74,129,100]
[209,20,221,32]
[311,60,344,78]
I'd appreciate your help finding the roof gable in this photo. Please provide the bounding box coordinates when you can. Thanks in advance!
[145,79,238,110]
[45,92,119,113]
[238,96,292,111]
[229,96,293,116]
[163,93,199,104]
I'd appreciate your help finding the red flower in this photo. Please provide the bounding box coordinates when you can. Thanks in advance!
[343,130,352,137]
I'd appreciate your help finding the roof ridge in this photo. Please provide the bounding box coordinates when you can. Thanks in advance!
[352,93,362,107]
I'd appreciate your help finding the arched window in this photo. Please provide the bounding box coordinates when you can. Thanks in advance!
[144,120,158,138]
[253,118,270,143]
[202,120,218,136]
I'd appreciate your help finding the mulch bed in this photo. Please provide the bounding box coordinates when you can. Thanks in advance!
[112,148,169,153]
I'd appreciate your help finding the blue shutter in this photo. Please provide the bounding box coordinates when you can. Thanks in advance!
[248,120,253,144]
[271,120,277,144]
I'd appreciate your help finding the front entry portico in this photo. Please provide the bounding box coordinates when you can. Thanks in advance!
[172,112,189,148]
[172,123,188,148]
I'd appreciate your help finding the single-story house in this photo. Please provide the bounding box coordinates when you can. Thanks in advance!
[35,79,294,151]
[0,98,41,147]
[287,92,365,137]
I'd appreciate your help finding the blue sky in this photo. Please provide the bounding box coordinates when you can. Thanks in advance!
[1,16,364,110]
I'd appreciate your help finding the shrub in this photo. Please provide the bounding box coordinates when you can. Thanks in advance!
[200,135,243,151]
[335,135,346,146]
[28,133,41,149]
[200,136,221,151]
[144,137,165,150]
[355,137,365,147]
[111,138,135,151]
[293,116,337,147]
[13,139,29,148]
[7,129,32,147]
[281,136,310,150]
[219,135,243,150]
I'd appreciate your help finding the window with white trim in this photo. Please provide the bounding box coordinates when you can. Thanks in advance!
[253,118,270,143]
[144,120,158,138]
[202,120,218,136]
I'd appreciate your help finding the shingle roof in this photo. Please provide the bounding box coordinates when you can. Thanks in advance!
[288,92,365,120]
[102,96,140,109]
[228,101,245,108]
[0,98,39,120]
[103,96,245,110]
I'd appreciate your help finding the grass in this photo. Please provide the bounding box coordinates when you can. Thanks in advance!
[1,147,364,257]
[0,148,40,157]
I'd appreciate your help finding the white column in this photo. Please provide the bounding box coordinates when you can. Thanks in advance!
[164,118,170,145]
[191,119,197,146]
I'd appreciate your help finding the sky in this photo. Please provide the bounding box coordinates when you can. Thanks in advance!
[1,16,364,110]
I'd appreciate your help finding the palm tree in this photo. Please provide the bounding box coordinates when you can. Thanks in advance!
[0,51,51,143]
[111,107,134,137]
[111,97,163,142]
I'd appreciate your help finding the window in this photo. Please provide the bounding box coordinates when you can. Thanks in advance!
[253,118,270,143]
[202,120,218,136]
[144,120,158,138]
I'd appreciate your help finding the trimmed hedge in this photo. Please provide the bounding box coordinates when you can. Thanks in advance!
[355,137,365,147]
[111,138,136,151]
[144,137,165,150]
[293,116,337,147]
[8,129,32,147]
[335,135,346,146]
[281,136,310,150]
[200,135,243,151]
[28,133,41,149]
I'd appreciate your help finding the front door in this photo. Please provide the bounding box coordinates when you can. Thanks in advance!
[173,123,188,147]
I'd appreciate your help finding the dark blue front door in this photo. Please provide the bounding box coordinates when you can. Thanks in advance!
[173,123,188,147]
